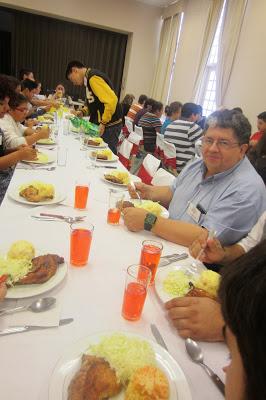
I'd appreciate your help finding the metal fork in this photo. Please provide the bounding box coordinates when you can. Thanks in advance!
[32,215,85,223]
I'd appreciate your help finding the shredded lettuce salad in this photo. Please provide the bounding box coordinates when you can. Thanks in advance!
[0,256,32,286]
[163,270,193,296]
[88,333,156,384]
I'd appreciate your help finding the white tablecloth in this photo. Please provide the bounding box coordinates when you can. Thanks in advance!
[0,123,227,400]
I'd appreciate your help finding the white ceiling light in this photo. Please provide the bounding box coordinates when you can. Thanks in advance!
[135,0,178,7]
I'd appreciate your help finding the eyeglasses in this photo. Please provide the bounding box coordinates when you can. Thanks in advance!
[202,137,240,150]
[15,107,28,112]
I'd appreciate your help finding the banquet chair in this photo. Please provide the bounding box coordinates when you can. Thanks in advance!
[151,168,175,186]
[137,154,160,185]
[155,133,165,160]
[163,139,177,175]
[118,138,133,170]
[124,117,134,135]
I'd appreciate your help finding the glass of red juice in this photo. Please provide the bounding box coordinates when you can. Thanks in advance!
[70,222,94,267]
[121,264,151,321]
[140,240,163,284]
[74,180,90,210]
[107,189,125,225]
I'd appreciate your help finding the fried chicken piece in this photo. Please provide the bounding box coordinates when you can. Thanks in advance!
[83,358,121,400]
[68,355,100,400]
[16,254,64,285]
[186,282,216,300]
[86,139,100,146]
[19,185,53,202]
[68,355,121,400]
[97,154,108,160]
[104,174,124,184]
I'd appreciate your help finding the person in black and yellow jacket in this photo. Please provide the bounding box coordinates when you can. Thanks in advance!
[65,60,122,154]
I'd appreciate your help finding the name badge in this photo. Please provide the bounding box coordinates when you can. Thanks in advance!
[187,202,201,223]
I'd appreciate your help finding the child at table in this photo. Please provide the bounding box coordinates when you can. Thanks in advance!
[249,111,266,147]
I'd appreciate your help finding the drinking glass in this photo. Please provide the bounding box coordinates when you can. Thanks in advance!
[70,222,94,267]
[107,189,125,225]
[74,180,90,209]
[140,240,163,284]
[87,151,97,169]
[57,146,68,166]
[121,264,151,321]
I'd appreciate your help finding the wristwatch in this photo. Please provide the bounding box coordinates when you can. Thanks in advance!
[144,213,157,231]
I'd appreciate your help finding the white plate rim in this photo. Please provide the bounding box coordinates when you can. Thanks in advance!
[155,261,206,303]
[5,258,67,299]
[36,139,57,146]
[102,173,141,187]
[8,186,66,206]
[22,151,55,164]
[83,139,108,149]
[48,330,192,400]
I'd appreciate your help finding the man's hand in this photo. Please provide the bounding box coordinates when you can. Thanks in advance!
[189,231,226,264]
[24,119,37,128]
[165,296,224,342]
[39,126,50,139]
[123,207,148,232]
[99,123,105,136]
[127,182,153,200]
[18,146,37,161]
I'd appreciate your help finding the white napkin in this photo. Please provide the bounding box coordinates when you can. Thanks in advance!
[1,302,61,329]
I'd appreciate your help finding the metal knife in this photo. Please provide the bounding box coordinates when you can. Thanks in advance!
[0,318,74,336]
[159,252,188,267]
[151,324,168,351]
[95,165,118,169]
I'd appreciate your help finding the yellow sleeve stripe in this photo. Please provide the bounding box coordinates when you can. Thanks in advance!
[89,76,118,124]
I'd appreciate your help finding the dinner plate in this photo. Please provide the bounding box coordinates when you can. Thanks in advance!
[22,151,55,164]
[6,259,67,299]
[8,186,66,206]
[102,173,141,187]
[36,138,56,145]
[96,154,119,163]
[48,331,192,400]
[130,199,169,218]
[83,138,108,149]
[155,261,206,303]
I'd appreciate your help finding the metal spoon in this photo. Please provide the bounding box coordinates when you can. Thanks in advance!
[0,297,56,316]
[185,338,225,395]
[130,181,142,204]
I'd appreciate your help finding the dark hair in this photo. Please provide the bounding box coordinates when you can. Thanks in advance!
[219,239,266,400]
[181,102,199,118]
[65,60,85,80]
[21,79,38,92]
[151,100,163,114]
[257,112,266,122]
[0,74,14,101]
[164,105,171,117]
[19,68,33,81]
[205,109,251,145]
[232,107,243,114]
[121,94,135,106]
[6,75,21,91]
[144,98,155,109]
[138,94,148,105]
[9,93,28,109]
[169,101,182,116]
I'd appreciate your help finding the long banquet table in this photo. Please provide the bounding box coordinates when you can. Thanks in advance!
[0,121,227,400]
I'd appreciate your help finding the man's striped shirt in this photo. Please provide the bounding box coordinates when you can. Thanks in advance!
[164,119,203,172]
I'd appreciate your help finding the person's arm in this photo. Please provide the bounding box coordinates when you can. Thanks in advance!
[89,76,118,125]
[165,297,224,342]
[24,127,50,145]
[0,146,37,169]
[127,182,173,209]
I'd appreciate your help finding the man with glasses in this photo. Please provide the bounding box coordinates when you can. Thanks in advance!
[123,109,266,247]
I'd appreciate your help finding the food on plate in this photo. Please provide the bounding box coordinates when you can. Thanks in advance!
[0,240,64,286]
[163,270,192,297]
[19,181,55,202]
[36,152,49,163]
[84,137,103,146]
[16,254,64,285]
[7,240,35,261]
[68,354,122,400]
[92,149,113,160]
[89,333,156,384]
[104,171,130,185]
[38,114,54,122]
[121,199,163,217]
[37,138,55,144]
[125,365,170,400]
[162,269,220,299]
[192,270,220,299]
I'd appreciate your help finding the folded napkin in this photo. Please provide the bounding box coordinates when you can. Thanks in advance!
[0,301,61,329]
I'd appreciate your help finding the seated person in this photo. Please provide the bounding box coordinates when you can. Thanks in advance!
[134,98,155,127]
[54,83,65,99]
[0,93,50,150]
[123,109,266,247]
[120,94,135,125]
[165,211,266,342]
[127,94,147,122]
[0,75,37,204]
[21,79,41,117]
[19,68,34,81]
[31,81,60,109]
[161,101,182,135]
[164,102,203,172]
[6,75,21,93]
[33,80,46,100]
[249,111,266,147]
[196,104,207,130]
[138,100,163,153]
[248,133,266,184]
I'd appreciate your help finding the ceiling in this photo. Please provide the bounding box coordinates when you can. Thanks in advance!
[135,0,178,7]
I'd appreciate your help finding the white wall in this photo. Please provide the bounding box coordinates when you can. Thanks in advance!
[223,0,266,129]
[0,0,162,99]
